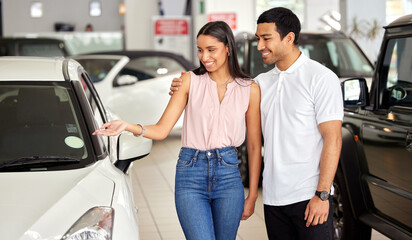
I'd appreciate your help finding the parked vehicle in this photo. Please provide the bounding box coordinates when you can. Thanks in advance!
[234,31,375,186]
[13,32,124,56]
[0,37,69,57]
[336,14,412,240]
[0,56,152,239]
[73,51,196,129]
[1,32,124,58]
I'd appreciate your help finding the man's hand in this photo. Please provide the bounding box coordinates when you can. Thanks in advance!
[169,71,186,95]
[304,196,330,227]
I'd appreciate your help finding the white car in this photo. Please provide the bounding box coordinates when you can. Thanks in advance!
[73,51,195,129]
[0,56,152,240]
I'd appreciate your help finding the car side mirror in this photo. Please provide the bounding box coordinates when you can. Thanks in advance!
[115,133,152,173]
[115,74,138,87]
[342,78,369,108]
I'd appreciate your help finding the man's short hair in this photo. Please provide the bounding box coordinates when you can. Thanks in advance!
[257,7,301,45]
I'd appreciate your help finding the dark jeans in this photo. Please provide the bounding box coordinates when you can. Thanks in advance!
[264,199,333,240]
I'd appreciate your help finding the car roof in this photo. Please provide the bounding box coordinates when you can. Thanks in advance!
[385,14,412,28]
[0,56,81,81]
[0,37,65,43]
[79,50,196,70]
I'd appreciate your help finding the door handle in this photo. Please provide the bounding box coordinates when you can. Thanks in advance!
[407,131,412,153]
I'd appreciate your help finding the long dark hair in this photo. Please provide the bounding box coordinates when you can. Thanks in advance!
[257,7,301,45]
[193,21,250,80]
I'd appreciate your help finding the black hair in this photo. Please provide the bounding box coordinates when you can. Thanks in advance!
[193,21,250,80]
[257,7,301,45]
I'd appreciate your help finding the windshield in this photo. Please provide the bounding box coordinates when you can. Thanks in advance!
[249,37,373,78]
[0,83,94,171]
[76,58,120,83]
[299,37,373,78]
[78,55,187,83]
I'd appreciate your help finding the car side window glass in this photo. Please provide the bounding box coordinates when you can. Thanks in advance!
[119,56,185,81]
[380,37,412,108]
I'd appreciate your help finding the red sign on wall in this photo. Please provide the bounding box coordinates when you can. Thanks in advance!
[155,19,189,35]
[208,13,237,30]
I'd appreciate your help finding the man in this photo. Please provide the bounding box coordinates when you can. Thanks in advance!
[253,7,342,239]
[170,7,342,239]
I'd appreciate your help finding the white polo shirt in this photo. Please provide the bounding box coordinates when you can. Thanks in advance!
[255,53,343,206]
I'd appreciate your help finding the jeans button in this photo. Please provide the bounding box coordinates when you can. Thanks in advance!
[207,152,212,156]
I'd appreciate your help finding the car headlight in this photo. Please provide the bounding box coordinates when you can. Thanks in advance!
[61,207,114,240]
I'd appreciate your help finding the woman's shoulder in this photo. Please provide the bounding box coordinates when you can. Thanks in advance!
[249,81,260,95]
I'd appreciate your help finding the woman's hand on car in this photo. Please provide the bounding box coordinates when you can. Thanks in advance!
[93,120,129,136]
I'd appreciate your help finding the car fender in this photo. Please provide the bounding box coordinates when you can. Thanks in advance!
[339,127,370,219]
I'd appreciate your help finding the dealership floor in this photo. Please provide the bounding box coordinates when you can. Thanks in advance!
[130,134,390,240]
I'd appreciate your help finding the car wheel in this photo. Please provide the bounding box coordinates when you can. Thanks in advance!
[237,140,249,187]
[333,167,371,240]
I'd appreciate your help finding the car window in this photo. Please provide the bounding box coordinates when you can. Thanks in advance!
[120,56,186,81]
[76,58,120,83]
[299,38,373,78]
[0,83,95,170]
[19,43,66,57]
[380,37,412,108]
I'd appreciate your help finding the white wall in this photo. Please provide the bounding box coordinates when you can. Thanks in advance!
[206,0,257,34]
[340,0,386,62]
[124,0,158,50]
[2,0,123,36]
[304,0,339,31]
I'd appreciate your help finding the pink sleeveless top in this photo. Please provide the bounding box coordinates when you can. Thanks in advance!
[181,71,251,150]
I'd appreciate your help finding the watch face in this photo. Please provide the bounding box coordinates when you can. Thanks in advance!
[320,192,329,200]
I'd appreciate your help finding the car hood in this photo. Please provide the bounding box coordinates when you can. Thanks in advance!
[0,160,114,240]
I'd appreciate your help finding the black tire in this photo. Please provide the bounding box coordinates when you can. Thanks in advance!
[237,141,249,187]
[333,166,371,240]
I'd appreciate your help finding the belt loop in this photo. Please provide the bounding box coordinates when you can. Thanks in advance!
[215,148,222,160]
[193,149,200,161]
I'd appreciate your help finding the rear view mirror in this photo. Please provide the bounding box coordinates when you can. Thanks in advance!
[115,133,152,173]
[342,78,369,108]
[115,74,138,87]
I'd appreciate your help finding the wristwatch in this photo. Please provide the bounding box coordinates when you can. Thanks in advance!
[315,191,330,201]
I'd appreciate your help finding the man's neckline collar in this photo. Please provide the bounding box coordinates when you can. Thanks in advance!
[272,52,307,74]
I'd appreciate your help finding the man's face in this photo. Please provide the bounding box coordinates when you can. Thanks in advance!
[255,22,288,65]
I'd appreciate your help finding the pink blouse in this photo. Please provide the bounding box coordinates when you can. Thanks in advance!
[181,71,251,150]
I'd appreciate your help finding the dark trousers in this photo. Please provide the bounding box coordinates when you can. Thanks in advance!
[264,199,333,240]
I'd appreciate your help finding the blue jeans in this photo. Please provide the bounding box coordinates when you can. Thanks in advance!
[175,147,245,240]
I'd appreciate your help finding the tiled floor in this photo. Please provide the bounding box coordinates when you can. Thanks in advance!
[130,134,390,240]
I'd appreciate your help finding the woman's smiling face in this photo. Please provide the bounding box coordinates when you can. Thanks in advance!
[197,34,229,73]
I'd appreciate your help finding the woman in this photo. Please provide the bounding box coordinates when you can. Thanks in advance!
[93,21,261,240]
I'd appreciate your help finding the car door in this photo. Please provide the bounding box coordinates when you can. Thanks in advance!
[360,36,412,229]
